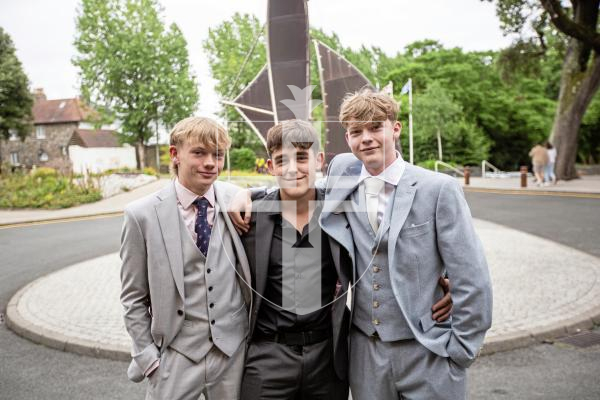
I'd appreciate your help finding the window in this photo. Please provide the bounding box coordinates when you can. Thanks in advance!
[61,146,68,156]
[36,126,46,139]
[39,151,49,162]
[9,130,18,141]
[10,152,19,165]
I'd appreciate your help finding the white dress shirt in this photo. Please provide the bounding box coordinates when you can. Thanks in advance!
[357,151,405,227]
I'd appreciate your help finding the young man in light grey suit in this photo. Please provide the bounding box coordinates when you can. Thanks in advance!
[319,90,493,399]
[120,117,252,400]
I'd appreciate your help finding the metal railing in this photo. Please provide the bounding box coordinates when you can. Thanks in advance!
[434,160,464,177]
[481,160,503,178]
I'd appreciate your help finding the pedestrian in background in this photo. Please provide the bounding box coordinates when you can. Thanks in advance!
[529,143,549,187]
[544,141,557,185]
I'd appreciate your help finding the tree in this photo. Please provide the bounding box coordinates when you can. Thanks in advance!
[73,0,198,169]
[485,0,600,179]
[411,81,491,165]
[387,41,556,169]
[203,13,266,153]
[0,27,33,141]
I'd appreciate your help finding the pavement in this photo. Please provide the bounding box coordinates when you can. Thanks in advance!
[4,175,600,362]
[463,175,600,197]
[0,178,171,227]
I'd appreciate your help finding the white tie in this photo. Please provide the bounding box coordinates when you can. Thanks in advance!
[363,177,385,233]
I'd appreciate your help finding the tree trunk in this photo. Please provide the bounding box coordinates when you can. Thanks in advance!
[551,49,600,180]
[136,139,146,170]
[545,0,600,180]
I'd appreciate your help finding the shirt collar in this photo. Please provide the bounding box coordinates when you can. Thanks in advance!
[358,151,405,186]
[174,178,215,210]
[267,188,324,216]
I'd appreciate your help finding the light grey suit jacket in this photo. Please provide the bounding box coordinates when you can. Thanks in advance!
[120,180,252,382]
[319,153,492,368]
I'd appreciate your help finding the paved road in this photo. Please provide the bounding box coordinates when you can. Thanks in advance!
[1,191,600,399]
[0,217,144,400]
[465,191,600,257]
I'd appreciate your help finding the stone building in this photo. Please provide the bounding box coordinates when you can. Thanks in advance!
[0,88,115,173]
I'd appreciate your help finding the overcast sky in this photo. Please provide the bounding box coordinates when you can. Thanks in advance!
[0,0,512,119]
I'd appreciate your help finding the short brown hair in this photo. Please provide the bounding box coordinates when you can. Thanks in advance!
[339,88,399,129]
[169,117,231,175]
[266,119,320,156]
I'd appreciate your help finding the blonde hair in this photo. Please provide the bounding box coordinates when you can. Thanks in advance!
[169,117,231,176]
[339,88,399,129]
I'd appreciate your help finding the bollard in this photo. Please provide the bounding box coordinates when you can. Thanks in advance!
[520,166,528,188]
[464,167,470,186]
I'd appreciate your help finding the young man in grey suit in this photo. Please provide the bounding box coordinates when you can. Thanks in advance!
[120,117,252,400]
[319,90,493,399]
[232,120,453,399]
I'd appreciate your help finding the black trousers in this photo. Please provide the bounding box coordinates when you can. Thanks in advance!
[241,337,349,400]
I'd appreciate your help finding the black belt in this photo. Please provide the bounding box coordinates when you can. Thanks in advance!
[252,328,331,346]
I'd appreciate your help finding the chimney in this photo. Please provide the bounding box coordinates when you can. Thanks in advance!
[33,88,46,102]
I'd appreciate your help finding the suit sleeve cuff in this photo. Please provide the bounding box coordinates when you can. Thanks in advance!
[144,359,160,377]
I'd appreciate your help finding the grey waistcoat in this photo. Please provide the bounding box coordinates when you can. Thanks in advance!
[168,209,248,363]
[346,184,414,341]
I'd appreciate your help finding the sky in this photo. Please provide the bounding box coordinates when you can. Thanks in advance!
[0,0,512,119]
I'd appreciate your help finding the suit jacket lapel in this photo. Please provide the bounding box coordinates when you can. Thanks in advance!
[320,160,362,257]
[214,183,253,305]
[253,196,277,299]
[155,182,185,300]
[387,166,418,262]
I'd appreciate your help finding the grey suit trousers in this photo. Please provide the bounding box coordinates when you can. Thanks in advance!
[349,328,466,400]
[146,341,245,400]
[241,338,348,400]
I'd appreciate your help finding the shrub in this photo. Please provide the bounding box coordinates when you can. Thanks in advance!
[31,167,58,179]
[142,167,158,176]
[229,148,256,171]
[0,172,101,209]
[417,159,459,171]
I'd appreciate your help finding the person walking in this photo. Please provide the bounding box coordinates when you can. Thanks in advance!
[529,143,549,187]
[545,141,557,185]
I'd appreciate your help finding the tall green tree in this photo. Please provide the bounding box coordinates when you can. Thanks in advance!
[203,12,266,153]
[0,27,33,141]
[388,41,555,169]
[485,0,600,179]
[73,0,198,168]
[411,81,491,165]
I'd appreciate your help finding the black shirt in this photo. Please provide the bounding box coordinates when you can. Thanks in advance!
[255,190,338,335]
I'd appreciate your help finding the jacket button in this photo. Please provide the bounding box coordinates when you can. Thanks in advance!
[207,268,212,274]
[209,286,213,292]
[209,303,214,308]
[177,310,183,316]
[373,319,380,325]
[211,320,215,325]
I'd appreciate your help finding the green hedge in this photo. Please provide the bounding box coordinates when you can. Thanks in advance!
[229,148,256,171]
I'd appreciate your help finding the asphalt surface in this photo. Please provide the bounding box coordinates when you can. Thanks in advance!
[1,192,599,399]
[0,217,144,400]
[465,191,600,257]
